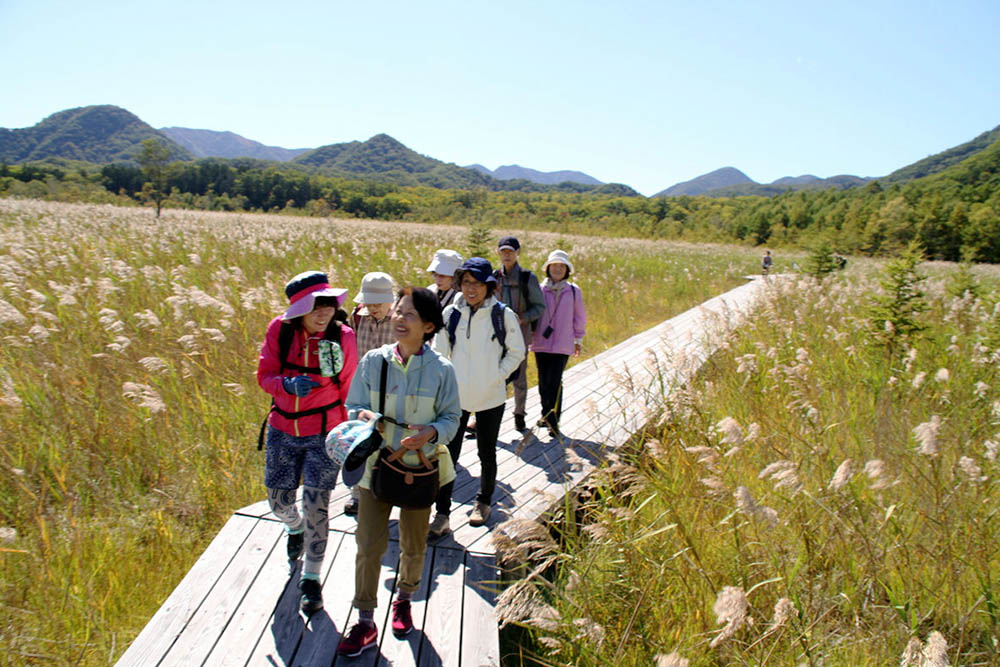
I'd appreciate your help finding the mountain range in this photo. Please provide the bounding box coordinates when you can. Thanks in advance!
[466,164,602,186]
[652,167,872,198]
[1,105,997,199]
[159,127,310,162]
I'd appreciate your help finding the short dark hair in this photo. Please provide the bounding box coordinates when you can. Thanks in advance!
[398,286,444,342]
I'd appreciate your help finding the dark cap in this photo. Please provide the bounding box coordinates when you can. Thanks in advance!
[497,236,520,252]
[456,257,497,285]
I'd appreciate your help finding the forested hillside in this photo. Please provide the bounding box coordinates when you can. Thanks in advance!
[0,106,191,163]
[884,123,1000,183]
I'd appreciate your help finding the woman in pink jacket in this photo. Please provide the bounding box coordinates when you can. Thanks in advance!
[256,270,358,614]
[529,250,586,440]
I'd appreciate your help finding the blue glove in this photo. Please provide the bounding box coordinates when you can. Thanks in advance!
[282,376,320,397]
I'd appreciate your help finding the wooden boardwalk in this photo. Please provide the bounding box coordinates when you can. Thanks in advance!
[117,278,766,667]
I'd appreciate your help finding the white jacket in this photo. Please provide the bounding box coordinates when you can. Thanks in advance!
[433,294,525,412]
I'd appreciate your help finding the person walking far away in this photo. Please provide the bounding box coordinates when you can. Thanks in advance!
[494,236,545,432]
[429,257,525,537]
[530,250,586,441]
[335,287,460,657]
[342,272,397,516]
[426,248,463,308]
[256,271,358,615]
[762,250,773,276]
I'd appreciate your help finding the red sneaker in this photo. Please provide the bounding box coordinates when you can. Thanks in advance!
[391,599,413,637]
[337,621,377,657]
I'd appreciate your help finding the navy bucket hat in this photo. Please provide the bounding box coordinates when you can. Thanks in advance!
[455,257,497,285]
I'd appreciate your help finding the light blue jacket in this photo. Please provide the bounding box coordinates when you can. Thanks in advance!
[346,343,461,483]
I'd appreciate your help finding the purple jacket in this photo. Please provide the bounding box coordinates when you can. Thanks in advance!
[529,281,586,356]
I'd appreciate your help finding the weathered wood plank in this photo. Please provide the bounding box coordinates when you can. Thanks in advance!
[204,521,304,666]
[114,514,258,666]
[292,531,358,667]
[159,518,282,665]
[462,552,501,667]
[413,546,466,667]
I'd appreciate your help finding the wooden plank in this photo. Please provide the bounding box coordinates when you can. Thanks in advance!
[413,546,466,667]
[159,518,283,665]
[115,514,258,666]
[204,521,302,666]
[461,552,500,667]
[291,531,359,667]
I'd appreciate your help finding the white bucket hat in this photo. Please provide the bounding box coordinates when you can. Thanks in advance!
[541,249,574,274]
[353,272,395,304]
[426,249,464,276]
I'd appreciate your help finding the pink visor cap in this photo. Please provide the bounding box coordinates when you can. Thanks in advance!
[282,271,348,321]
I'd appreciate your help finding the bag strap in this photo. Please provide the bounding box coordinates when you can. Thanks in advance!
[490,301,508,360]
[446,308,461,347]
[379,356,388,414]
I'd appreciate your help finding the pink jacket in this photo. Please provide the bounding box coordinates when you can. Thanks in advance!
[529,282,586,356]
[257,316,358,437]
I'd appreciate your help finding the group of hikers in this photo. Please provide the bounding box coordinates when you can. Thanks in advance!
[256,235,587,657]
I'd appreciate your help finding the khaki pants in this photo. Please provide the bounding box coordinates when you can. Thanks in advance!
[352,487,432,610]
[512,321,531,416]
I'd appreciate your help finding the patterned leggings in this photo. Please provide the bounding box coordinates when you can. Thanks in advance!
[267,486,330,577]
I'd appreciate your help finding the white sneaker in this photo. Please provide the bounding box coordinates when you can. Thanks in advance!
[428,512,451,537]
[469,502,491,527]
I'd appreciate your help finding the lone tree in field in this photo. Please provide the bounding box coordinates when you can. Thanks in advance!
[136,138,171,218]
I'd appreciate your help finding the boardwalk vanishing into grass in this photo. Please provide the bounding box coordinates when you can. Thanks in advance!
[116,277,768,667]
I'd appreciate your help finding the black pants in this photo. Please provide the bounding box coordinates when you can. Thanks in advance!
[436,403,505,514]
[535,352,569,428]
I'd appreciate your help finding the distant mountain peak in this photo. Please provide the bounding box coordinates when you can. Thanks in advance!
[655,166,753,197]
[159,126,309,161]
[468,163,603,186]
[0,104,191,164]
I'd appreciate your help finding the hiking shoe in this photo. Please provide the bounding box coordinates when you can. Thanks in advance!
[469,502,491,527]
[392,599,413,637]
[428,513,451,538]
[299,577,323,614]
[343,496,359,516]
[514,414,526,432]
[287,531,304,561]
[337,621,378,657]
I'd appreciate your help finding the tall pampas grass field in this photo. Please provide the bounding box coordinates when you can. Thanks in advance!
[496,258,1000,665]
[0,198,761,664]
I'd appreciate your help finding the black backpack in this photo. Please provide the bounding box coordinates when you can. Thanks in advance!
[445,302,520,384]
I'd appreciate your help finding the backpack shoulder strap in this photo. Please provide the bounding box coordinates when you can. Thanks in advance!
[520,269,532,305]
[378,356,388,414]
[491,301,508,359]
[446,308,462,347]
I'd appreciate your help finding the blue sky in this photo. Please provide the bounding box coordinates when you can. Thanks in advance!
[1,0,998,195]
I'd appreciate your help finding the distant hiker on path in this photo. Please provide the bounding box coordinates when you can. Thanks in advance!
[494,236,545,433]
[426,248,463,308]
[342,272,397,516]
[256,271,358,615]
[762,250,773,276]
[430,257,525,537]
[530,250,586,440]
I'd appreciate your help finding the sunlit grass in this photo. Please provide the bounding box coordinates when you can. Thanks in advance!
[502,266,1000,666]
[0,198,771,664]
